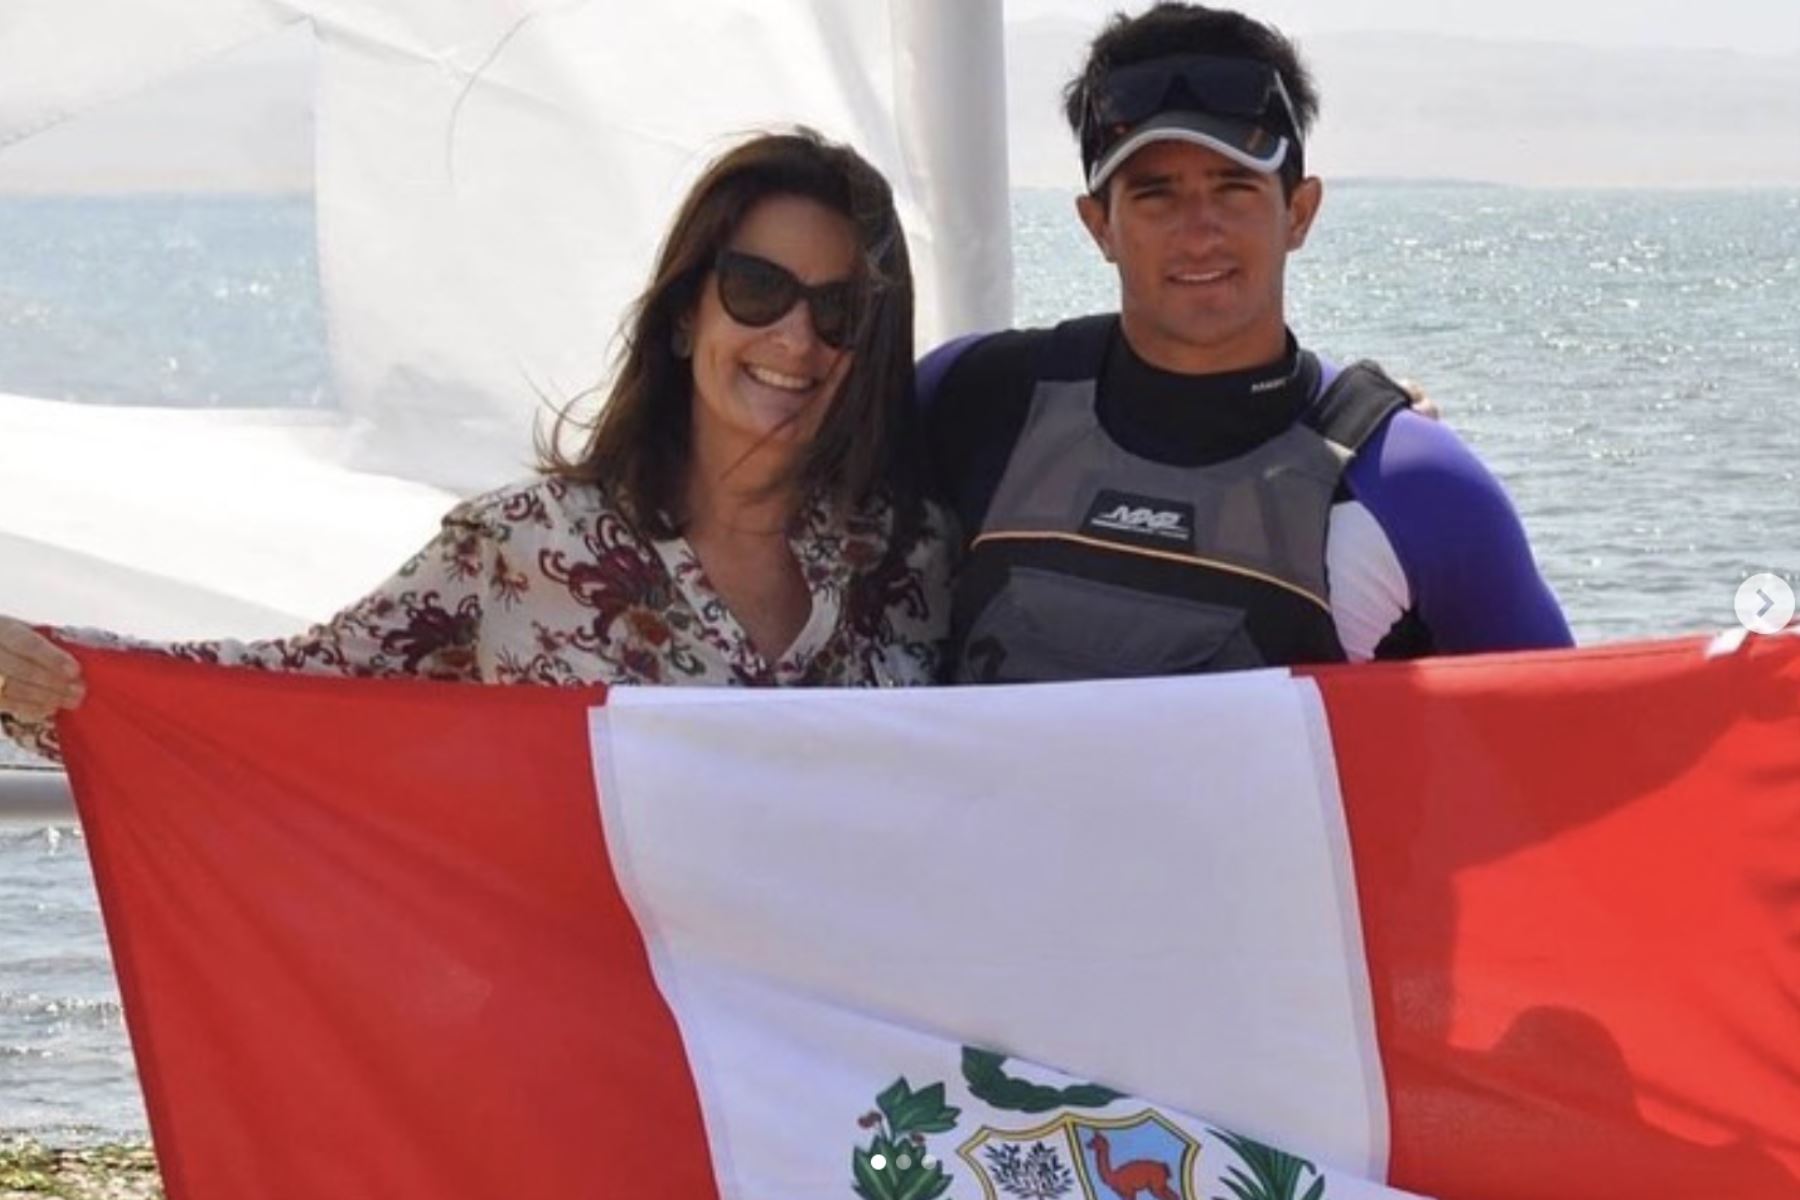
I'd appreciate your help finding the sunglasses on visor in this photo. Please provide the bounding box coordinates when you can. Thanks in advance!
[1084,54,1300,150]
[714,250,862,350]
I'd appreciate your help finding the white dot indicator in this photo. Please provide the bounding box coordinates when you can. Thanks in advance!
[897,1154,913,1170]
[922,1155,937,1168]
[870,1155,888,1171]
[1736,574,1796,635]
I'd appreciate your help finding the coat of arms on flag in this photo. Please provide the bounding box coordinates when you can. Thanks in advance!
[850,1051,1333,1200]
[961,1111,1201,1200]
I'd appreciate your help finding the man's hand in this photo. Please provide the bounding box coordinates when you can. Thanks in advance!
[1401,379,1441,421]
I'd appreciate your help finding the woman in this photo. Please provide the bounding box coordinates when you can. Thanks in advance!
[0,130,954,758]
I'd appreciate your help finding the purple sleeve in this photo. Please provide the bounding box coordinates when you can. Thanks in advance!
[914,334,988,413]
[1346,410,1574,653]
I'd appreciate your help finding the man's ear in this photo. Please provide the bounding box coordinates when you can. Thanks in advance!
[1285,175,1323,251]
[1075,191,1115,262]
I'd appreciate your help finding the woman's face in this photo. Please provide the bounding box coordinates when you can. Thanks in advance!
[686,193,860,466]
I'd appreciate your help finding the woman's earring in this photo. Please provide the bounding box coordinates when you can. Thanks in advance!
[672,324,693,358]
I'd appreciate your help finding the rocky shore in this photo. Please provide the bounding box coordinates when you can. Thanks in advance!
[0,1140,160,1200]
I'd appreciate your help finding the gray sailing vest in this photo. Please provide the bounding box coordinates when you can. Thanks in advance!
[952,317,1408,684]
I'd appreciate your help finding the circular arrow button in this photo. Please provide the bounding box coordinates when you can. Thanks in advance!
[1736,574,1796,635]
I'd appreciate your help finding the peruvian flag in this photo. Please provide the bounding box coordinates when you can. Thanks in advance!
[57,636,1800,1200]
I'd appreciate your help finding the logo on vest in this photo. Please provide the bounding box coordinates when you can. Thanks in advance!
[1082,491,1196,551]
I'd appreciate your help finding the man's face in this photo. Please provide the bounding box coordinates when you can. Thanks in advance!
[1076,139,1321,374]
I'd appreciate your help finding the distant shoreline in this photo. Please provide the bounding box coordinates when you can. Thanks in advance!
[1016,178,1800,195]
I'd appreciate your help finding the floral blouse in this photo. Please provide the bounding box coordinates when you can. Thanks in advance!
[4,476,954,762]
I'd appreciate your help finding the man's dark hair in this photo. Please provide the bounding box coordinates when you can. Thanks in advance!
[1063,3,1320,194]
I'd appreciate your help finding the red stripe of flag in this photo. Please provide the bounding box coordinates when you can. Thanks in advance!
[59,649,717,1199]
[1312,636,1800,1198]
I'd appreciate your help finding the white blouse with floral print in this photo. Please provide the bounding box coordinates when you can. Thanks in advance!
[3,477,954,761]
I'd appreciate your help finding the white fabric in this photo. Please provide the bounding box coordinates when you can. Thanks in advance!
[633,968,1417,1200]
[593,673,1395,1191]
[0,0,298,150]
[889,2,1013,339]
[1326,499,1413,661]
[0,393,453,638]
[309,0,1011,487]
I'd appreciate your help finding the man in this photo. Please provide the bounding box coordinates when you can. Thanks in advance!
[921,2,1572,683]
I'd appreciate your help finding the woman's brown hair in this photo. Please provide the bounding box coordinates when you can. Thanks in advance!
[540,129,922,539]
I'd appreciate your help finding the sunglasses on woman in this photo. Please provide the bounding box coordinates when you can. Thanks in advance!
[714,250,862,350]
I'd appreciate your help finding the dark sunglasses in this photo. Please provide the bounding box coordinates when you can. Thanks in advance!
[714,250,862,350]
[1084,54,1300,152]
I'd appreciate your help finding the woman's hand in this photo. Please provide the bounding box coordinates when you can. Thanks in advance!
[0,618,84,721]
[1401,379,1441,422]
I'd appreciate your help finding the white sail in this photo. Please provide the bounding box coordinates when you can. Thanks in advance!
[309,0,1011,487]
[0,0,298,151]
[0,394,455,637]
